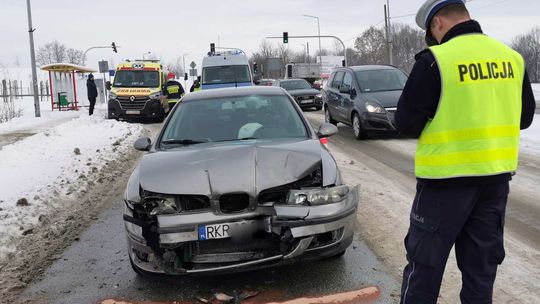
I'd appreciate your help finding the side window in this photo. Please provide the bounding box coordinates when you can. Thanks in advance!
[332,72,345,89]
[342,72,353,91]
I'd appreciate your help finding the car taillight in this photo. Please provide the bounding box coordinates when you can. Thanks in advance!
[319,138,328,146]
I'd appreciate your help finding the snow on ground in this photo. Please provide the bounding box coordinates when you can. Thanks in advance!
[532,83,540,102]
[0,97,91,136]
[520,114,540,155]
[0,107,142,258]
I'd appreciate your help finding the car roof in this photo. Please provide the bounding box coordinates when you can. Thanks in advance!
[278,78,308,82]
[182,86,287,102]
[341,65,399,72]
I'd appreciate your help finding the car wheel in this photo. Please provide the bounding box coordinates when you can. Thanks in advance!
[325,107,338,125]
[352,113,367,140]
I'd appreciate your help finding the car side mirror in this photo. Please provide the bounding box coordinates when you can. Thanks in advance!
[317,123,338,138]
[134,137,152,151]
[350,88,357,99]
[339,85,350,94]
[105,81,112,91]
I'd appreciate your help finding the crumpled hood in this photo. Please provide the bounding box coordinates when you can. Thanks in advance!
[363,90,402,108]
[137,139,337,197]
[286,88,320,97]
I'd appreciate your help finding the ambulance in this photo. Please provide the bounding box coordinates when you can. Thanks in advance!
[108,60,168,121]
[201,49,253,90]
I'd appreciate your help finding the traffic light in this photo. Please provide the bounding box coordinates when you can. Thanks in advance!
[184,73,188,81]
[111,42,117,53]
[283,32,289,44]
[253,62,258,74]
[210,43,215,53]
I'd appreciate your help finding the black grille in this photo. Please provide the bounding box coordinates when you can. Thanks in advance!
[178,195,211,212]
[195,232,280,254]
[119,101,147,110]
[219,193,250,213]
[296,95,315,101]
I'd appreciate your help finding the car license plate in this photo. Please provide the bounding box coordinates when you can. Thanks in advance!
[199,223,231,240]
[300,99,313,104]
[126,110,140,115]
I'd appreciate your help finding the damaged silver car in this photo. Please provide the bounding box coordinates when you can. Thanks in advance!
[123,86,359,275]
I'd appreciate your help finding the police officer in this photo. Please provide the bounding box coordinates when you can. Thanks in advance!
[190,79,201,92]
[162,72,185,110]
[395,1,536,303]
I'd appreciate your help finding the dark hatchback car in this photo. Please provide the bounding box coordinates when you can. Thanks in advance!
[277,78,323,110]
[323,65,408,139]
[124,86,359,276]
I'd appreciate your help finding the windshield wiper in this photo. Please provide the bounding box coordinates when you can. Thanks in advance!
[215,137,259,142]
[161,139,209,146]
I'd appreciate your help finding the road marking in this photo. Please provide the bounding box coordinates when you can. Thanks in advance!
[99,287,380,304]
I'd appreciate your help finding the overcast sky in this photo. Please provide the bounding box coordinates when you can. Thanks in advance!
[1,0,539,71]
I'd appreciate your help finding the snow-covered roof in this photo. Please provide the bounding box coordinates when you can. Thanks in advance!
[40,63,97,73]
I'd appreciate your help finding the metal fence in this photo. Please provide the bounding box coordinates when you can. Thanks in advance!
[1,79,50,102]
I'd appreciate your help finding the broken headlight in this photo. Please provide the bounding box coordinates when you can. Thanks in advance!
[287,185,349,206]
[143,196,177,216]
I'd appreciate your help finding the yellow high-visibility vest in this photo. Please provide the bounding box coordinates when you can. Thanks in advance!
[416,34,524,179]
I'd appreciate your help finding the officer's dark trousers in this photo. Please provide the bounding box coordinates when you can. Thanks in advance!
[89,97,96,116]
[400,181,509,304]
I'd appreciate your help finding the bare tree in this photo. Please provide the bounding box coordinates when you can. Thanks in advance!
[354,26,387,65]
[277,43,293,66]
[512,27,540,82]
[391,23,425,72]
[36,41,85,66]
[166,57,185,78]
[66,48,85,65]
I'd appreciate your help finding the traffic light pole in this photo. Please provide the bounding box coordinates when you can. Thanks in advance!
[83,45,120,64]
[266,35,348,67]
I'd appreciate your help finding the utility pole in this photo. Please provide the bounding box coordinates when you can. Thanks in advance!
[385,0,394,66]
[26,0,40,117]
[307,42,310,64]
[182,53,188,89]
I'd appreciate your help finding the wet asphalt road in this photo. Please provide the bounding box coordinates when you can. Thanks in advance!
[16,117,400,304]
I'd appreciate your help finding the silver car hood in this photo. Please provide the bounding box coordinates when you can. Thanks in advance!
[136,139,338,197]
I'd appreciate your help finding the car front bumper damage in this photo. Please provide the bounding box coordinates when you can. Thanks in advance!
[123,185,359,275]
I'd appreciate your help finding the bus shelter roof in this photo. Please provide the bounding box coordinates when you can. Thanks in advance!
[41,63,97,73]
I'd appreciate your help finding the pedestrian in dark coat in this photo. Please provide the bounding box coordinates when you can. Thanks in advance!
[86,74,98,116]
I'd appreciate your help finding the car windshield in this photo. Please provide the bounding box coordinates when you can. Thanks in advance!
[280,80,312,91]
[113,70,160,88]
[355,69,407,93]
[202,65,251,85]
[161,95,308,147]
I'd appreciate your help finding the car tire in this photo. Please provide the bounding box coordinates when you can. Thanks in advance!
[352,113,367,140]
[325,107,338,126]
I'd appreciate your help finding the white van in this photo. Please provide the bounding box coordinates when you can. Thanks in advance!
[201,49,253,90]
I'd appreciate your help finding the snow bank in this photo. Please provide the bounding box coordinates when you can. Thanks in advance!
[521,114,540,155]
[532,83,540,102]
[0,110,142,258]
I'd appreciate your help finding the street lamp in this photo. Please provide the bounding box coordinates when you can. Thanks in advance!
[142,51,151,60]
[182,53,189,89]
[302,15,322,64]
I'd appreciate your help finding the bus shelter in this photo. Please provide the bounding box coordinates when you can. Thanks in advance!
[41,63,97,111]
